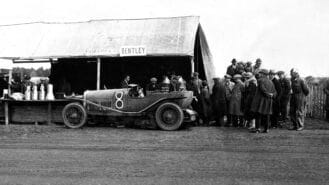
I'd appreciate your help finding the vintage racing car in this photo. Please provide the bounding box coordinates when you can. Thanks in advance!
[62,86,197,131]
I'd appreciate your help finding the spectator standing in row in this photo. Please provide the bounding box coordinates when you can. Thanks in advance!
[252,58,262,76]
[188,72,203,124]
[245,62,253,73]
[277,71,291,123]
[324,79,329,121]
[229,74,245,127]
[224,74,234,126]
[290,68,309,131]
[212,77,227,126]
[199,81,212,125]
[251,69,277,133]
[243,72,257,129]
[236,62,246,75]
[226,59,238,77]
[269,70,282,128]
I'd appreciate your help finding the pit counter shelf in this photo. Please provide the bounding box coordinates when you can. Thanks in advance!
[0,99,75,125]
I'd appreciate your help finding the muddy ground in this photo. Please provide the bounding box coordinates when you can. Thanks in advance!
[0,119,328,185]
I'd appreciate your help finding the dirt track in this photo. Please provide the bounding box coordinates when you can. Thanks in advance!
[0,119,328,185]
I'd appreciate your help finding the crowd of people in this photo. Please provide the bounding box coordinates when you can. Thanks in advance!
[207,58,310,133]
[119,58,312,133]
[133,58,310,133]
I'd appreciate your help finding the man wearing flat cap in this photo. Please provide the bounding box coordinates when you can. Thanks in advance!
[290,68,309,131]
[146,77,159,94]
[224,74,234,126]
[250,69,277,133]
[252,58,262,76]
[229,74,245,127]
[226,58,238,77]
[277,71,291,123]
[269,70,282,128]
[243,72,257,129]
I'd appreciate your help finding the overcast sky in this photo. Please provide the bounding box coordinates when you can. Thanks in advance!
[0,0,328,77]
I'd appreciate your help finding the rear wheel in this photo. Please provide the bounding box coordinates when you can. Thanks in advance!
[155,102,184,131]
[62,103,87,128]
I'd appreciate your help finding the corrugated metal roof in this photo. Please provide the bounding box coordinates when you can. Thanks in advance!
[0,16,200,59]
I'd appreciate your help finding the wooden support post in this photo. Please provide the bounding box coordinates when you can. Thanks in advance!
[47,102,52,125]
[190,57,195,75]
[4,101,9,125]
[97,58,101,90]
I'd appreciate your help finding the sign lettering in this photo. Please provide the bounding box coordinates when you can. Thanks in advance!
[120,46,147,56]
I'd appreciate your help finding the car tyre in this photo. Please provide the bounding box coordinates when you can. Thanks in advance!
[62,103,87,129]
[155,102,184,131]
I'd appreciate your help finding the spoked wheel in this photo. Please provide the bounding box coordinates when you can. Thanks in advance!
[62,103,87,128]
[155,102,184,131]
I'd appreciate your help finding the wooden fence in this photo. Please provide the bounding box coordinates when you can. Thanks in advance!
[306,85,327,119]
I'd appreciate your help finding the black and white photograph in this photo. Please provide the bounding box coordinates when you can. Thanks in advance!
[0,0,328,184]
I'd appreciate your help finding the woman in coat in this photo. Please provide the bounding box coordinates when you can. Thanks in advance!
[250,69,277,133]
[229,74,245,127]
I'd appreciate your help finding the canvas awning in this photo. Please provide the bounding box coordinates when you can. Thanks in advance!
[0,16,215,84]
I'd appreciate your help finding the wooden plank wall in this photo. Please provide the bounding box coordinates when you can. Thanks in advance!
[306,85,326,119]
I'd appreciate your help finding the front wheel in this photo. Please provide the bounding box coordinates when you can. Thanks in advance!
[62,103,87,128]
[155,102,184,131]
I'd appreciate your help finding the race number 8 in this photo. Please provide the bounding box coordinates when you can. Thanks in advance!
[115,91,124,109]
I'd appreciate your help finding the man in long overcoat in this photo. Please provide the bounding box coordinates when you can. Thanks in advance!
[199,80,212,125]
[269,70,282,128]
[229,74,245,127]
[211,78,227,126]
[290,68,309,131]
[243,72,257,129]
[250,69,277,133]
[224,74,234,126]
[277,71,291,123]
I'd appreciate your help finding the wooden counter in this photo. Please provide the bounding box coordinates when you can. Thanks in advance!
[0,99,74,125]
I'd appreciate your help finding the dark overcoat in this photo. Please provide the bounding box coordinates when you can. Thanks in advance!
[251,76,277,115]
[290,78,309,110]
[272,78,282,114]
[229,81,245,116]
[243,78,257,119]
[279,77,291,99]
[211,80,227,117]
[200,87,212,118]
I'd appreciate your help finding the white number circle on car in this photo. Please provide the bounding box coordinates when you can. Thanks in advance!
[115,91,124,109]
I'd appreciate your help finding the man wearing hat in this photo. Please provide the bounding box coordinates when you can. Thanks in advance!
[188,72,203,124]
[224,74,234,126]
[252,58,262,76]
[229,74,245,127]
[243,72,257,129]
[245,62,253,73]
[226,58,238,77]
[269,70,282,128]
[277,71,291,123]
[146,77,159,94]
[290,68,309,131]
[250,69,277,133]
